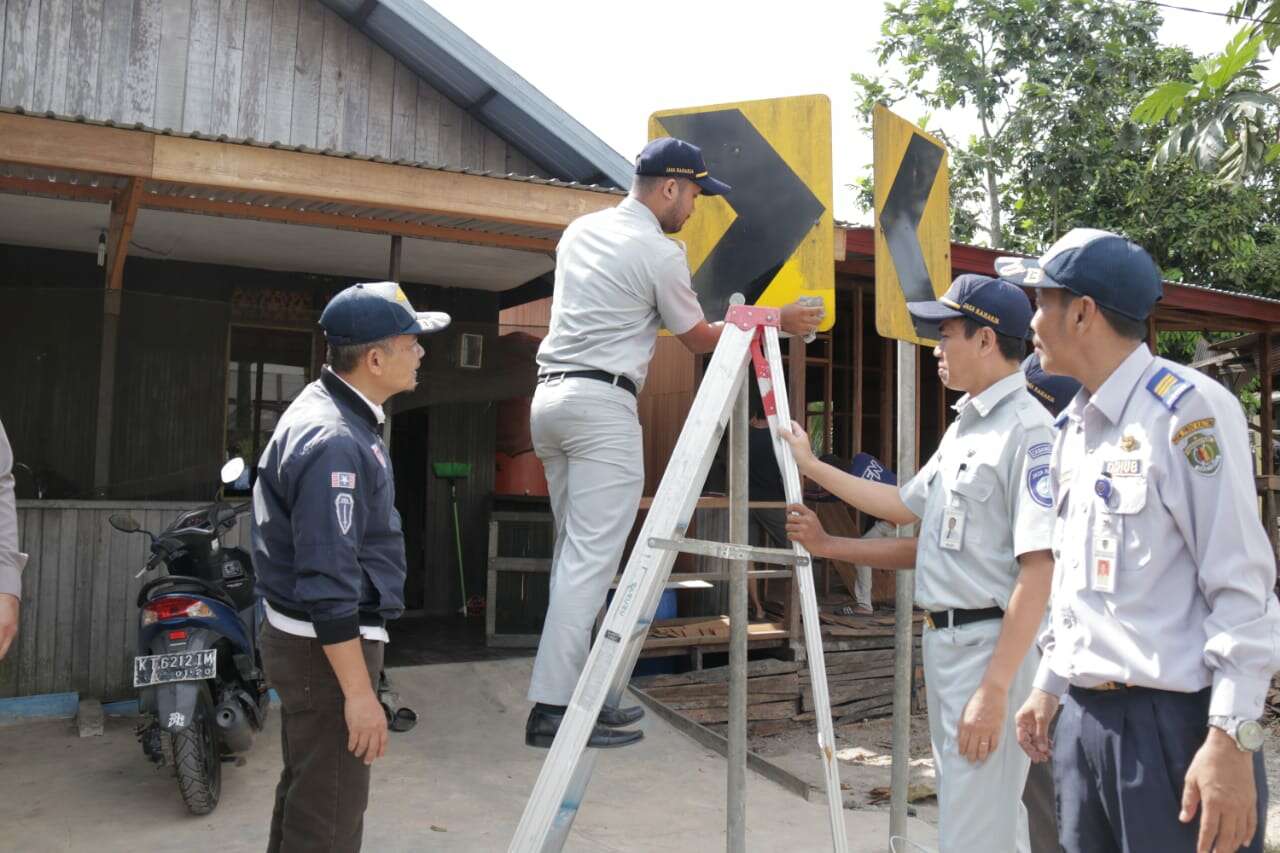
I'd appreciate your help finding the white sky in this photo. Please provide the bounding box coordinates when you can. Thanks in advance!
[427,0,1246,230]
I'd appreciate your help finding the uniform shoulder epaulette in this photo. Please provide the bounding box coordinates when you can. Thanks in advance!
[1013,395,1051,430]
[1146,366,1195,411]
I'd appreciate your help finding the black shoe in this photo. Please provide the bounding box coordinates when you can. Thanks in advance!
[597,704,645,728]
[525,706,643,749]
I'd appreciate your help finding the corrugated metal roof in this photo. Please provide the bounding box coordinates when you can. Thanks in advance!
[320,0,633,189]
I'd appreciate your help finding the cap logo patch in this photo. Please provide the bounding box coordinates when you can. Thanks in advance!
[962,302,1000,325]
[1024,268,1043,284]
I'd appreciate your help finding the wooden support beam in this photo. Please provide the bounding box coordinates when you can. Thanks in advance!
[92,178,142,495]
[852,287,864,456]
[0,113,617,230]
[105,179,143,292]
[388,235,403,283]
[141,191,558,253]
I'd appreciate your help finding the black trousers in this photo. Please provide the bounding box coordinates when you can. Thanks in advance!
[1055,685,1267,853]
[260,622,384,853]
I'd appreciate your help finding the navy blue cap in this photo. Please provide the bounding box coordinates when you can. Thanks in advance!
[320,281,451,346]
[1021,352,1081,416]
[994,228,1163,321]
[906,274,1033,340]
[850,452,897,487]
[635,137,731,196]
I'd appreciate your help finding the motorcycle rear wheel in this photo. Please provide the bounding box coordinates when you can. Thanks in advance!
[166,683,223,815]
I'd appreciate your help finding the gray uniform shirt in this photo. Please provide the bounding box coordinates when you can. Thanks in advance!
[900,372,1057,611]
[1034,345,1280,720]
[536,196,705,391]
[0,419,26,598]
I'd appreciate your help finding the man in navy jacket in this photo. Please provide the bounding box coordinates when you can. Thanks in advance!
[252,281,448,852]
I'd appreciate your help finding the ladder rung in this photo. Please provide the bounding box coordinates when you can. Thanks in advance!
[647,536,808,567]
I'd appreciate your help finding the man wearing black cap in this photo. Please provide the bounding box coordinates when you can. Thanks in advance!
[1002,229,1279,853]
[252,281,449,852]
[782,274,1055,852]
[525,136,823,749]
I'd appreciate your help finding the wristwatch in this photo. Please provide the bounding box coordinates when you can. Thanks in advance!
[1208,715,1266,753]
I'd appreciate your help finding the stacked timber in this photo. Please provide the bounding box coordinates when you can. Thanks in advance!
[631,659,801,736]
[632,610,927,733]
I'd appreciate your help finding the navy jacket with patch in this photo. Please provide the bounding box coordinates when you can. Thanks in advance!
[251,368,406,644]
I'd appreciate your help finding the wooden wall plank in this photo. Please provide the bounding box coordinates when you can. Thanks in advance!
[70,508,95,694]
[153,0,191,131]
[2,0,40,108]
[235,0,270,139]
[436,91,463,167]
[181,0,217,132]
[32,511,57,695]
[52,509,77,695]
[288,0,320,147]
[459,112,483,170]
[315,4,344,149]
[95,0,134,122]
[123,0,162,126]
[388,58,415,161]
[482,124,506,174]
[11,509,41,696]
[91,514,121,698]
[31,0,69,113]
[209,0,245,137]
[0,0,7,106]
[263,0,297,145]
[412,78,439,164]
[64,0,101,116]
[364,43,393,159]
[339,25,369,153]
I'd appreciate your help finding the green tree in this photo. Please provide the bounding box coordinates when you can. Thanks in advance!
[1133,2,1280,183]
[853,0,1280,297]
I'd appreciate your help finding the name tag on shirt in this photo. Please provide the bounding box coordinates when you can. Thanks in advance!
[940,507,966,551]
[1091,516,1118,593]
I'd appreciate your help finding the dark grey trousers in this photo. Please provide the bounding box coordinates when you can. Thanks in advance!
[261,622,384,853]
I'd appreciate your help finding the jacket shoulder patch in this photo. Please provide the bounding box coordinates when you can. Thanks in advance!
[1147,367,1194,411]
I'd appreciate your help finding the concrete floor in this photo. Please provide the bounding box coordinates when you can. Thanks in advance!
[0,657,938,853]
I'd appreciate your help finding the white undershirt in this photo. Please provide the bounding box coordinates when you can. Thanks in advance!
[264,599,389,643]
[328,369,386,424]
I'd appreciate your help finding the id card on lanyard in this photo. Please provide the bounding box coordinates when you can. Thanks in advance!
[1091,514,1118,593]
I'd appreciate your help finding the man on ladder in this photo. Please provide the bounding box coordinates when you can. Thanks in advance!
[781,274,1056,852]
[526,135,823,749]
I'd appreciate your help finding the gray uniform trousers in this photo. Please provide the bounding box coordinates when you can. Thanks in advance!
[527,377,644,705]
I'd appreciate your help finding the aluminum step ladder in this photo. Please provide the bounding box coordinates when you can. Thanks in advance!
[509,304,848,853]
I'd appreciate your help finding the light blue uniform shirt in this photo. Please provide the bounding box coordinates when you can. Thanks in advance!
[900,371,1057,611]
[1034,345,1280,719]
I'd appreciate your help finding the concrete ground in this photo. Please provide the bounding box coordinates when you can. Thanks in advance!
[0,657,938,852]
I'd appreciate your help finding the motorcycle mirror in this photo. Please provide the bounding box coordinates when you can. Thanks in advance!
[109,513,142,534]
[220,457,246,486]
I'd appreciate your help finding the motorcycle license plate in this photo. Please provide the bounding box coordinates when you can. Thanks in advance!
[133,649,217,688]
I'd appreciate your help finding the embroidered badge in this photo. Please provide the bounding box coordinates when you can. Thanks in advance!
[1146,367,1193,411]
[335,493,354,533]
[1028,464,1052,507]
[1120,434,1140,452]
[371,443,386,468]
[1172,417,1215,445]
[1029,442,1052,460]
[331,471,356,489]
[1183,430,1222,476]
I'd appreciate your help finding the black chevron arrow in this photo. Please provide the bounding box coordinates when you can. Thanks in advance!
[657,109,826,322]
[881,132,944,335]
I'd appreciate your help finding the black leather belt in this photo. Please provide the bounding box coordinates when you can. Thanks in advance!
[924,606,1004,629]
[537,370,638,397]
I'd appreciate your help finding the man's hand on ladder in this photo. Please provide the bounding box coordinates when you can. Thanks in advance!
[779,420,819,474]
[778,300,825,338]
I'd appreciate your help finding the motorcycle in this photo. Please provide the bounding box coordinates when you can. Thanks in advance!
[108,458,267,815]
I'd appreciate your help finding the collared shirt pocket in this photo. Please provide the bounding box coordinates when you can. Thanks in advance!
[949,464,997,546]
[1096,473,1151,573]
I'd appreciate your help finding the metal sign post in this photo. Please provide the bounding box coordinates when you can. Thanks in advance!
[889,342,918,844]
